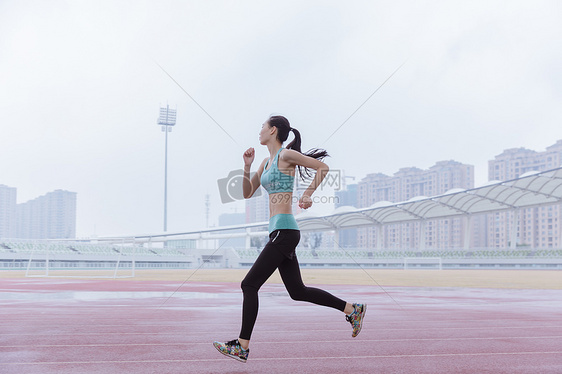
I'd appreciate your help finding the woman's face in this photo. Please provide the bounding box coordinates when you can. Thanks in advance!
[258,121,275,145]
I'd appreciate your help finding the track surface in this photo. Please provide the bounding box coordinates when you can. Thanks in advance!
[1,278,561,373]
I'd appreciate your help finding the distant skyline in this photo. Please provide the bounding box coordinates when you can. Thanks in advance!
[4,137,561,239]
[2,1,561,237]
[0,187,76,239]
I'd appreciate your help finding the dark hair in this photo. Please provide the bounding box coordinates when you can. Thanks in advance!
[267,115,329,181]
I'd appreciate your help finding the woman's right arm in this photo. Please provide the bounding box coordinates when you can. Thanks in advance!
[243,148,265,199]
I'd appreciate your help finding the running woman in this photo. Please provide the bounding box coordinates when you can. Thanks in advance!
[213,115,366,363]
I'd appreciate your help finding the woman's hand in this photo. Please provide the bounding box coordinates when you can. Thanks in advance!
[243,147,255,167]
[298,195,312,210]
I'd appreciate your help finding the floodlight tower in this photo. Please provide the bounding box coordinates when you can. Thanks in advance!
[158,104,177,232]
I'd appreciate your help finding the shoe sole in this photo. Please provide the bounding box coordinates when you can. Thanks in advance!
[213,342,248,363]
[352,304,367,338]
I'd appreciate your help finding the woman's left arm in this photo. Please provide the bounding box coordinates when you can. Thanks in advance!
[281,149,329,209]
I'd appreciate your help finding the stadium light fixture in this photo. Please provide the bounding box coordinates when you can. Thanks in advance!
[157,104,177,232]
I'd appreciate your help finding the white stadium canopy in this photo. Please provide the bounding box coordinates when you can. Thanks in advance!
[297,166,562,231]
[98,166,562,243]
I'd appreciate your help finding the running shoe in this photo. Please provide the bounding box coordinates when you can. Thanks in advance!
[213,339,249,363]
[346,303,366,337]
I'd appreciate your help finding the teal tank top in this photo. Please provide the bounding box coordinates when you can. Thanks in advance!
[260,147,299,233]
[260,147,295,194]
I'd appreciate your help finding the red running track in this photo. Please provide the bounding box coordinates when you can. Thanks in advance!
[0,277,561,373]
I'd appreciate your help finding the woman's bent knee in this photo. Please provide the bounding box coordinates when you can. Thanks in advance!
[288,287,308,302]
[241,280,257,294]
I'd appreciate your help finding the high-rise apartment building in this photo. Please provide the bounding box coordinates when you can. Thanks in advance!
[244,187,269,248]
[245,187,269,224]
[16,189,77,239]
[357,160,474,250]
[218,212,246,248]
[0,185,17,238]
[486,140,562,248]
[335,184,358,248]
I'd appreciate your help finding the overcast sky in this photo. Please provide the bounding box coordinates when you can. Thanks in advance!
[1,1,561,238]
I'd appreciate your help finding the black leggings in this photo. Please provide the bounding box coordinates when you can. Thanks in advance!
[239,229,347,340]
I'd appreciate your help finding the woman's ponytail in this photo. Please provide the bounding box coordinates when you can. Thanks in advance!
[269,118,328,181]
[286,128,302,153]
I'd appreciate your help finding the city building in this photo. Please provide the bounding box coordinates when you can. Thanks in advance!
[16,189,77,239]
[0,185,17,239]
[486,140,562,248]
[357,160,474,250]
[218,212,246,248]
[335,183,358,248]
[244,186,269,248]
[245,186,269,225]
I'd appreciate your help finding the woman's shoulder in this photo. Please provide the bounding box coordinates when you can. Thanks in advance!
[279,148,299,160]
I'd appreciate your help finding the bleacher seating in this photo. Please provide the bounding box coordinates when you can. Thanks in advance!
[234,247,562,260]
[0,241,188,257]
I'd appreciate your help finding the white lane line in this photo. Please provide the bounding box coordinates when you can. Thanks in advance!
[2,325,561,336]
[1,351,561,365]
[1,318,560,326]
[1,335,562,349]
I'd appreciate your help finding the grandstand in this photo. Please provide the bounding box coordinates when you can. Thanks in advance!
[0,240,197,275]
[2,239,561,273]
[231,247,562,269]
